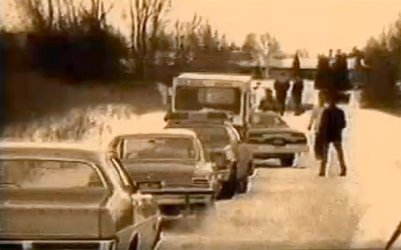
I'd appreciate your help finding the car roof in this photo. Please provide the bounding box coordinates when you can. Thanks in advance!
[113,128,199,139]
[0,141,106,164]
[177,72,252,82]
[166,121,229,128]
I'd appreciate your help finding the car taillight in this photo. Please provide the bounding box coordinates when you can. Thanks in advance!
[192,177,211,188]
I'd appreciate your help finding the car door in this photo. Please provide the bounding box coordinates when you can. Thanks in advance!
[110,156,161,249]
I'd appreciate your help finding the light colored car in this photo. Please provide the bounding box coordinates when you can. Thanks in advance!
[165,120,253,199]
[0,142,161,250]
[246,111,309,167]
[108,128,218,220]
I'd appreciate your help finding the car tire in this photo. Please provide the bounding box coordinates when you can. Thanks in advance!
[237,177,249,194]
[217,168,237,200]
[280,154,295,167]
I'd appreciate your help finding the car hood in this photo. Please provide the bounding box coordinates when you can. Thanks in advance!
[120,159,199,188]
[0,189,109,240]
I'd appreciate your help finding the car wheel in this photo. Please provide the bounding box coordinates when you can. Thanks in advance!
[237,177,249,194]
[280,154,295,167]
[217,168,237,200]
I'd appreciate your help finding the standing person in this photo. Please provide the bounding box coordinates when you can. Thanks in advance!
[274,74,290,116]
[317,93,348,177]
[307,91,326,165]
[252,82,261,108]
[291,76,304,115]
[259,88,277,112]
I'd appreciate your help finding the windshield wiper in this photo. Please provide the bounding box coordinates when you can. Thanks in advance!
[385,221,401,250]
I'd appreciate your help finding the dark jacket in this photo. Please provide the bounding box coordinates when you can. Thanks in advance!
[319,105,346,142]
[274,81,290,101]
[292,80,304,97]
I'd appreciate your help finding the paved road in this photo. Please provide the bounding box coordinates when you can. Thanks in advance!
[94,96,401,250]
[152,107,401,250]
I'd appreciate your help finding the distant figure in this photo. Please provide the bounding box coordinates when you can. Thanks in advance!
[317,93,348,177]
[291,76,304,115]
[252,82,261,107]
[259,88,277,112]
[274,77,290,116]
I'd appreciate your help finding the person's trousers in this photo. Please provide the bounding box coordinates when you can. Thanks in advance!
[277,96,287,115]
[292,94,302,112]
[318,139,347,175]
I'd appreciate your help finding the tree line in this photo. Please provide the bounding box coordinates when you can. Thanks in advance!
[0,0,283,83]
[362,13,401,106]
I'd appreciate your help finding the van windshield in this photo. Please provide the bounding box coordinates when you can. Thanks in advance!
[174,86,241,114]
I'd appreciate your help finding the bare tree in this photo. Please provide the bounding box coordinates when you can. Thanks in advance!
[129,0,171,79]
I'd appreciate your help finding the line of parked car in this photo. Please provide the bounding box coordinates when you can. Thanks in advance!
[0,73,309,250]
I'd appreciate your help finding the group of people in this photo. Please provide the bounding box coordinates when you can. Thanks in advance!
[257,75,305,116]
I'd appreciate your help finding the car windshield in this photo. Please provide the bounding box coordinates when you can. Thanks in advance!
[174,86,241,114]
[0,159,104,190]
[250,113,288,128]
[122,137,197,160]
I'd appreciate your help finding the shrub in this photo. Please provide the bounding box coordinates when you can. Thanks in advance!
[17,0,128,82]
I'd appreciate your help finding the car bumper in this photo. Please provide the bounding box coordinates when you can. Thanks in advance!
[141,188,214,219]
[248,143,309,162]
[141,188,214,204]
[0,239,116,250]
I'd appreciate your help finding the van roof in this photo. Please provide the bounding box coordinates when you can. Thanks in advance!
[177,72,252,82]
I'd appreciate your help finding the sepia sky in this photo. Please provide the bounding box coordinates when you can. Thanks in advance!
[2,0,401,56]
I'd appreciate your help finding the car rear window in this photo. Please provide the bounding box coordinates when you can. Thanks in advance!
[0,159,106,190]
[189,127,230,147]
[123,137,197,160]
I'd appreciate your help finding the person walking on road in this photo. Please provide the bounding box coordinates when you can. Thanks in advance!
[274,76,290,116]
[316,93,348,177]
[291,76,304,115]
